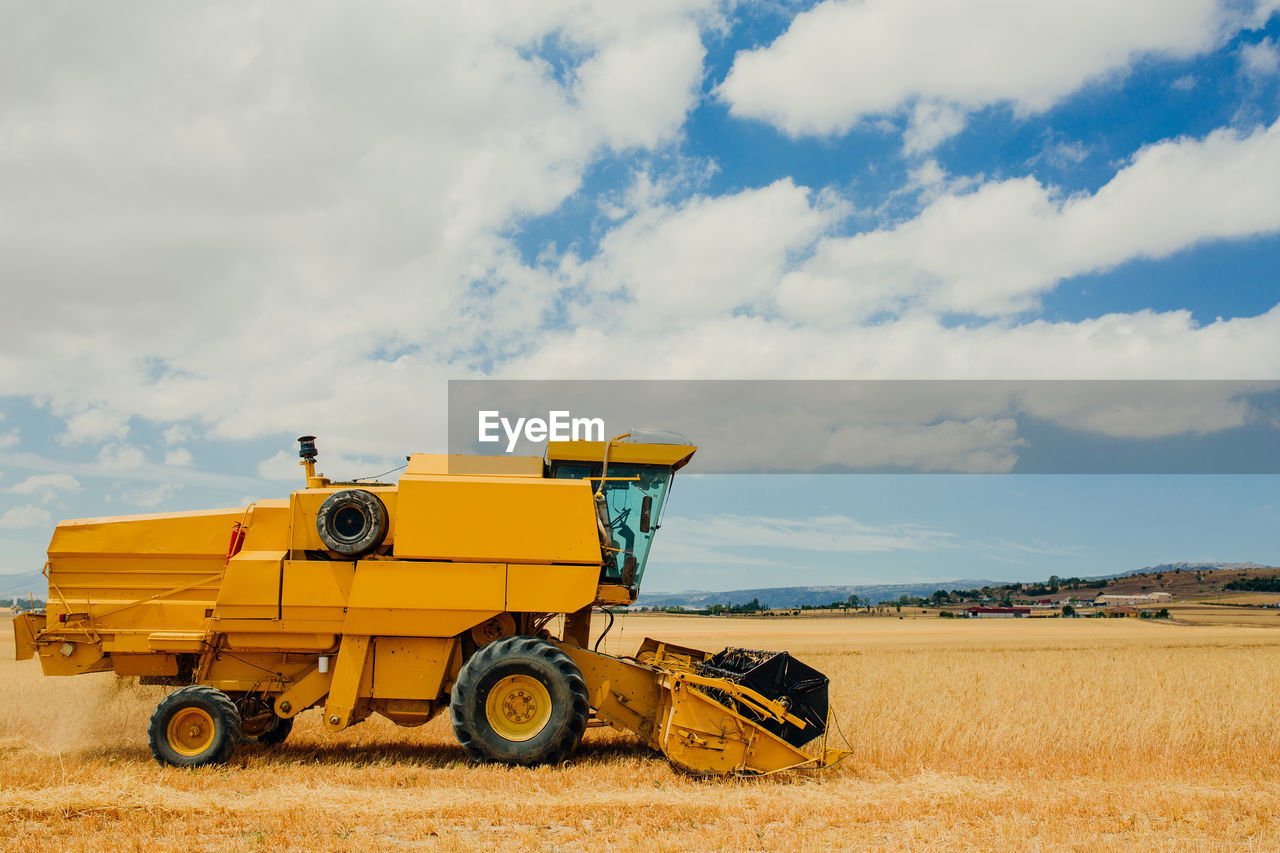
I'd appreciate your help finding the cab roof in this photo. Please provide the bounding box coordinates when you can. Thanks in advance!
[546,440,697,471]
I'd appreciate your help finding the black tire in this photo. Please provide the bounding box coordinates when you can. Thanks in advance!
[450,636,589,766]
[316,489,388,558]
[148,685,242,767]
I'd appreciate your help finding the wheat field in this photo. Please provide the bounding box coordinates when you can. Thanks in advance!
[5,613,1280,851]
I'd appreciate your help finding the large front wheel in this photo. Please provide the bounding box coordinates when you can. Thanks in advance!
[450,636,589,766]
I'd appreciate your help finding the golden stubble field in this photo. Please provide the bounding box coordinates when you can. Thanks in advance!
[5,613,1280,851]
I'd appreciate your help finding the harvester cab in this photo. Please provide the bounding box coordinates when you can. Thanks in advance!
[546,431,693,596]
[13,433,849,776]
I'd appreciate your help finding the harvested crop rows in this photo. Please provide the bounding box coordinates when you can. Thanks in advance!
[5,614,1280,851]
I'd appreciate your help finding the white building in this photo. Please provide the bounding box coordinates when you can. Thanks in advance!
[1094,592,1172,606]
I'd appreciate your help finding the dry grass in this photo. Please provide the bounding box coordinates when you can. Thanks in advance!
[6,615,1280,851]
[1167,603,1280,627]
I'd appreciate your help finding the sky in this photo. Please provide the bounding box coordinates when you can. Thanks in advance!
[1,1,1278,593]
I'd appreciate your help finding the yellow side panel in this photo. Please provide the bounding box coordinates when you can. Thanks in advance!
[44,503,289,640]
[372,637,456,700]
[281,560,355,624]
[147,632,206,652]
[393,476,599,564]
[224,633,337,652]
[112,654,178,676]
[48,502,289,558]
[407,453,544,477]
[506,564,599,612]
[215,550,284,619]
[343,608,500,637]
[37,640,111,676]
[12,613,42,661]
[103,633,152,653]
[344,560,504,636]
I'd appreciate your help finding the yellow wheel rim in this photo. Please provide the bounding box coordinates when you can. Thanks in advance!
[485,674,552,742]
[167,707,216,757]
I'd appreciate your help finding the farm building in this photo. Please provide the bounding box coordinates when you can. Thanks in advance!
[963,606,1031,619]
[1094,593,1172,606]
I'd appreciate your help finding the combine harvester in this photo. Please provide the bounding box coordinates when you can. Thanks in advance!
[13,434,847,776]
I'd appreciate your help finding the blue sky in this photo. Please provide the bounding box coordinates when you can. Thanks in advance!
[1,1,1279,592]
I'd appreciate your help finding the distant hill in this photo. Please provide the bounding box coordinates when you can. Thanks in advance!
[636,580,1006,610]
[638,563,1280,610]
[0,571,46,600]
[1109,562,1271,578]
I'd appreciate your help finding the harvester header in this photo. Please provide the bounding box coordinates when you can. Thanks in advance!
[13,434,847,776]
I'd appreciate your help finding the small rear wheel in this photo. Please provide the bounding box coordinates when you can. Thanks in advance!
[148,686,242,767]
[450,636,588,766]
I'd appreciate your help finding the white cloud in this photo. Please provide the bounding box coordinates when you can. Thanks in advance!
[97,444,146,471]
[0,0,1276,483]
[163,448,195,467]
[507,306,1280,381]
[1241,37,1280,78]
[820,418,1025,473]
[9,473,82,504]
[258,450,301,482]
[675,513,958,554]
[903,101,967,155]
[777,119,1280,321]
[0,504,52,530]
[122,483,181,509]
[256,448,387,483]
[162,425,193,445]
[0,2,718,459]
[60,407,130,444]
[0,429,17,450]
[720,0,1260,139]
[562,179,843,321]
[572,24,706,150]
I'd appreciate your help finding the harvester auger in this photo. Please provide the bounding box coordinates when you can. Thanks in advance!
[13,434,849,776]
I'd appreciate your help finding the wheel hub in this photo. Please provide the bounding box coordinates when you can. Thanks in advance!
[167,707,216,756]
[485,674,552,742]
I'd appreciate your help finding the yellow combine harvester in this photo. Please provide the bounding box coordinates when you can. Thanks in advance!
[12,434,846,775]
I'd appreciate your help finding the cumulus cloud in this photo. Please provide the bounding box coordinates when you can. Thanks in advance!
[0,1,718,458]
[257,448,389,483]
[9,473,82,503]
[0,0,1277,480]
[1241,37,1280,78]
[563,179,843,321]
[162,425,193,445]
[61,407,130,444]
[163,448,195,467]
[720,0,1268,142]
[903,102,967,155]
[97,444,146,471]
[258,450,304,482]
[0,505,52,530]
[776,119,1280,320]
[122,483,181,509]
[506,306,1280,381]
